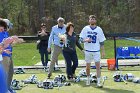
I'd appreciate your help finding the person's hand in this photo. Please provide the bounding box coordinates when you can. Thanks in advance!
[12,38,25,44]
[0,46,4,53]
[47,48,51,53]
[11,36,19,41]
[84,38,92,42]
[3,37,13,45]
[41,30,47,35]
[81,49,85,55]
[3,49,12,54]
[3,36,25,47]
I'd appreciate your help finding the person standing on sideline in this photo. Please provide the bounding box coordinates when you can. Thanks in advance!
[0,19,23,93]
[62,22,83,80]
[47,17,66,78]
[0,42,9,93]
[0,19,20,93]
[37,23,50,68]
[0,36,18,93]
[0,19,9,93]
[1,19,14,93]
[79,15,106,87]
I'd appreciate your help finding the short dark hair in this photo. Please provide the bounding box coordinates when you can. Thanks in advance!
[66,22,74,33]
[89,15,96,19]
[0,19,7,29]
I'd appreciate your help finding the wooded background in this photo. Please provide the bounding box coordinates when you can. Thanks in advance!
[0,0,140,35]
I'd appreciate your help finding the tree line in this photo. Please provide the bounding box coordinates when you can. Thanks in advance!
[0,0,140,35]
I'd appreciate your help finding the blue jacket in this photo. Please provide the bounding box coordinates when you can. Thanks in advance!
[0,31,12,57]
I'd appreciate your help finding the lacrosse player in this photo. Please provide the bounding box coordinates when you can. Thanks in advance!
[79,15,106,87]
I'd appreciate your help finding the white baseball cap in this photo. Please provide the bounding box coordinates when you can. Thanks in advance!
[3,19,13,29]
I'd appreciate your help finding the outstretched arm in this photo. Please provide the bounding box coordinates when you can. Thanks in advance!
[1,36,24,48]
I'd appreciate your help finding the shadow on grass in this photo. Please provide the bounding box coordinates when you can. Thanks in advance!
[100,87,134,93]
[74,82,134,93]
[116,66,140,71]
[17,69,64,75]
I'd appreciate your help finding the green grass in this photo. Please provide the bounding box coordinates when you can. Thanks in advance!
[12,39,140,66]
[14,67,140,93]
[12,43,41,66]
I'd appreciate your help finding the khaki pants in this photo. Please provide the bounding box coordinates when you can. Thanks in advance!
[2,56,14,88]
[48,45,62,74]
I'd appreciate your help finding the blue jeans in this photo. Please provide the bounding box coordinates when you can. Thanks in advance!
[39,47,48,66]
[62,50,78,78]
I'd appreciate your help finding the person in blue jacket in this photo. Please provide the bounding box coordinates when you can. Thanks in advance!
[0,19,8,93]
[0,19,15,93]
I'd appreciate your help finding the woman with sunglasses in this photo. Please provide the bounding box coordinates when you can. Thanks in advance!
[37,23,50,68]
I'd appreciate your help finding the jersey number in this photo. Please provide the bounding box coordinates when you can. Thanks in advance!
[87,35,96,43]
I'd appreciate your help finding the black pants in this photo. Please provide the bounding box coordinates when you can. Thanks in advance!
[39,47,48,66]
[62,50,78,78]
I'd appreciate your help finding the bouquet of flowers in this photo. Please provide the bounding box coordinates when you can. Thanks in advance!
[58,33,67,46]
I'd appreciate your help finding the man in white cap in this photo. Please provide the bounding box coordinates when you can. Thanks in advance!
[47,17,66,78]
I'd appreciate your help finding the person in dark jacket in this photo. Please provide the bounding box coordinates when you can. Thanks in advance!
[37,23,50,67]
[62,22,83,80]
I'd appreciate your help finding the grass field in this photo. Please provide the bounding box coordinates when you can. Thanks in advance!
[12,39,140,66]
[11,39,140,93]
[14,67,140,93]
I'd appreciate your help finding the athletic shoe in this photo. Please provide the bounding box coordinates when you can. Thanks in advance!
[97,83,103,88]
[68,78,74,82]
[86,77,90,85]
[47,73,52,79]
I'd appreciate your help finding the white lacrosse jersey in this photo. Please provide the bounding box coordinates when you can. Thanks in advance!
[79,25,106,51]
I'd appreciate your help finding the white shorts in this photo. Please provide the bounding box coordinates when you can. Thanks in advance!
[84,51,100,63]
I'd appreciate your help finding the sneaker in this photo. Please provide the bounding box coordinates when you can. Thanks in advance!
[97,83,103,88]
[68,78,73,81]
[47,73,52,79]
[54,66,60,71]
[67,75,73,81]
[86,77,90,85]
